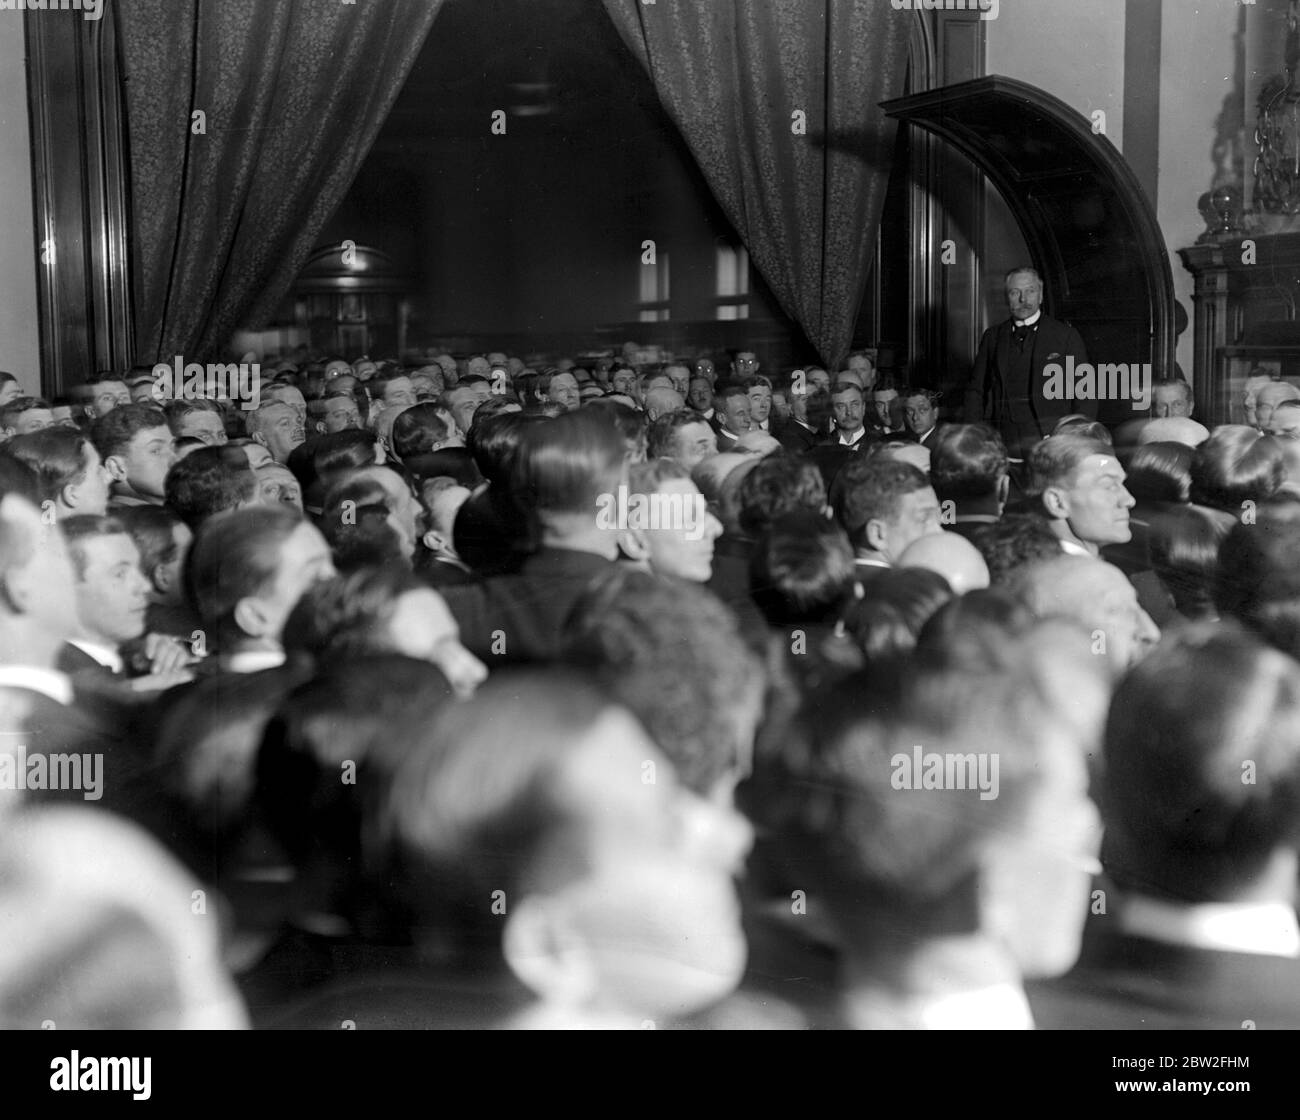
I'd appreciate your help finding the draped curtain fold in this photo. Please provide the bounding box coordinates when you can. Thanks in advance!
[117,0,443,363]
[601,0,911,371]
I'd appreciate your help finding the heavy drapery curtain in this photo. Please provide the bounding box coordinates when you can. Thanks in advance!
[602,1,911,371]
[116,0,443,363]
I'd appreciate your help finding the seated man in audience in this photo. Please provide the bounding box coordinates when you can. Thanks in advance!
[6,428,111,519]
[831,458,943,581]
[745,611,1107,1028]
[87,375,131,419]
[312,390,363,436]
[929,423,1008,541]
[647,411,718,472]
[779,386,831,456]
[91,403,177,509]
[900,388,942,448]
[1011,554,1158,676]
[365,368,417,432]
[164,445,261,530]
[710,384,753,452]
[256,462,303,511]
[116,505,198,641]
[1026,433,1134,557]
[543,371,582,413]
[57,515,194,690]
[164,399,228,446]
[824,381,870,451]
[443,410,626,664]
[444,379,492,438]
[377,672,752,1029]
[186,505,336,673]
[615,458,722,583]
[1190,425,1287,517]
[969,514,1063,587]
[643,385,684,423]
[687,376,715,421]
[414,478,475,588]
[390,402,460,465]
[1253,379,1300,433]
[1032,624,1300,1029]
[1150,376,1194,420]
[247,401,305,465]
[0,397,53,440]
[262,382,308,429]
[745,376,776,434]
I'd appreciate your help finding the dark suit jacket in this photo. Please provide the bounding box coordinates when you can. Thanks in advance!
[442,547,620,665]
[1029,927,1300,1030]
[964,315,1092,454]
[778,421,821,456]
[56,642,119,682]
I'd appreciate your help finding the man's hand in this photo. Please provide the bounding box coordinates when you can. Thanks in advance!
[141,633,199,676]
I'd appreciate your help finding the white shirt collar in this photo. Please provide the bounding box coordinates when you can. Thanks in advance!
[67,639,123,675]
[838,427,866,447]
[1120,894,1300,958]
[1016,310,1043,328]
[0,666,74,705]
[1059,538,1093,558]
[224,649,286,674]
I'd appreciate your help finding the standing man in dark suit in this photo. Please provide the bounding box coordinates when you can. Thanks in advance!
[965,267,1093,459]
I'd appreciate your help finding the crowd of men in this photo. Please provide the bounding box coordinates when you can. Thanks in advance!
[3,292,1300,1029]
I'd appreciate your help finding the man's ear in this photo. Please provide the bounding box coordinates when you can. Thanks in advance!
[152,561,174,596]
[251,431,269,449]
[501,894,597,1007]
[420,528,444,554]
[618,527,650,563]
[232,596,271,640]
[1041,484,1070,521]
[864,517,889,555]
[314,420,327,436]
[104,453,129,483]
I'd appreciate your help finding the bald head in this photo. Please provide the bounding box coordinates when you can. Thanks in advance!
[1014,555,1158,674]
[878,442,931,474]
[644,387,685,423]
[1136,417,1209,448]
[897,531,989,594]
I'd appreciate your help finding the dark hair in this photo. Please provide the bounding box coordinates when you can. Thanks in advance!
[186,505,305,648]
[0,397,50,429]
[843,567,954,664]
[830,458,929,549]
[1104,623,1300,900]
[562,570,764,798]
[968,514,1062,586]
[283,566,428,662]
[163,398,222,437]
[1026,434,1113,497]
[5,429,93,505]
[1190,425,1286,513]
[1051,416,1112,445]
[368,367,413,402]
[929,424,1008,502]
[1147,505,1229,621]
[738,455,827,538]
[391,403,452,461]
[164,445,257,530]
[581,398,647,460]
[647,411,708,460]
[320,474,410,571]
[1126,441,1193,505]
[0,452,40,506]
[750,511,856,627]
[511,408,626,520]
[115,504,185,586]
[466,411,546,486]
[313,429,380,483]
[90,403,168,461]
[1215,498,1300,656]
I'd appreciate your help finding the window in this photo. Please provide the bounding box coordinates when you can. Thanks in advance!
[715,243,749,320]
[638,250,670,323]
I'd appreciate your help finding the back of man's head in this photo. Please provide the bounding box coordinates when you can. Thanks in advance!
[930,423,1008,503]
[164,445,257,530]
[830,457,929,550]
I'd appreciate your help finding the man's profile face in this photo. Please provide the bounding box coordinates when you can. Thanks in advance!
[672,422,717,471]
[178,409,227,446]
[1152,384,1192,420]
[831,387,865,433]
[387,588,487,699]
[747,385,772,425]
[536,708,751,1021]
[877,487,943,560]
[638,478,722,584]
[121,425,177,499]
[720,394,752,435]
[902,394,936,437]
[1058,454,1134,547]
[1006,271,1043,322]
[74,533,150,645]
[665,365,690,396]
[257,522,336,642]
[321,394,361,434]
[445,388,480,437]
[611,369,637,396]
[92,381,131,418]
